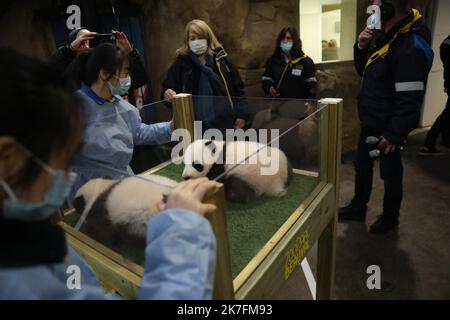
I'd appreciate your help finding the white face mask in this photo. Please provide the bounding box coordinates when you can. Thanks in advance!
[189,39,208,55]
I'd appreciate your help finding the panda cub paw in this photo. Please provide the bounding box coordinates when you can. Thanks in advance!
[275,188,288,198]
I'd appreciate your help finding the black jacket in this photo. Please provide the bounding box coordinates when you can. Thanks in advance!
[441,34,450,90]
[262,51,316,100]
[354,9,434,146]
[161,47,249,130]
[48,45,149,91]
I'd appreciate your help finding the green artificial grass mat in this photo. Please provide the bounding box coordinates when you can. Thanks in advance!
[64,163,318,278]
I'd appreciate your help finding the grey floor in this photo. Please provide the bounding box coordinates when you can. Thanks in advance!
[277,132,450,300]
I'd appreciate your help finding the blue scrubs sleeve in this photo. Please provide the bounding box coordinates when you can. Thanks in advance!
[128,106,173,146]
[139,209,217,300]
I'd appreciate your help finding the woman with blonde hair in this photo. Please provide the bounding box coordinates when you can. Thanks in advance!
[162,19,249,133]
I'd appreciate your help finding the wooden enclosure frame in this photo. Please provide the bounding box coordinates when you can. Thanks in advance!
[58,95,343,300]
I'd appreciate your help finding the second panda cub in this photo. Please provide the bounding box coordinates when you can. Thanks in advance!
[73,175,177,248]
[183,140,292,202]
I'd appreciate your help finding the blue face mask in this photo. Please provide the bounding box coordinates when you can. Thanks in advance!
[108,75,131,96]
[0,147,77,222]
[280,41,293,54]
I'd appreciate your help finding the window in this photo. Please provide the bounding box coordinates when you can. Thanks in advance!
[300,0,357,63]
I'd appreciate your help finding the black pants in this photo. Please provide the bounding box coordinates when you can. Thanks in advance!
[424,94,450,148]
[351,127,403,220]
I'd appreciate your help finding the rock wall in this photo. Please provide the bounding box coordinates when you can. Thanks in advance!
[0,0,432,154]
[135,0,299,99]
[0,0,55,59]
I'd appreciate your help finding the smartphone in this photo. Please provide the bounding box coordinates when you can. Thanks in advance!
[90,33,116,48]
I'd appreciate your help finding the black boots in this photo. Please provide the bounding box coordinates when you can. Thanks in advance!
[369,215,399,234]
[338,203,367,222]
[339,204,399,234]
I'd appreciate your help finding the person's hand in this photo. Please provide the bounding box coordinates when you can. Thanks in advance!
[113,30,133,54]
[234,118,246,129]
[269,86,280,98]
[158,178,219,216]
[70,32,97,53]
[378,137,396,154]
[164,89,177,101]
[358,27,374,50]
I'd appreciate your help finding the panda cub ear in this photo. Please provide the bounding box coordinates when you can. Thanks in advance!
[205,140,217,155]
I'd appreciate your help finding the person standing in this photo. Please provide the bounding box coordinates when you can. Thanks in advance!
[339,0,434,234]
[49,28,149,93]
[262,27,316,100]
[162,19,249,133]
[419,33,450,155]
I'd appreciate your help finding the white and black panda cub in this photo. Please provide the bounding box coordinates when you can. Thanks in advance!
[183,139,292,203]
[73,175,177,248]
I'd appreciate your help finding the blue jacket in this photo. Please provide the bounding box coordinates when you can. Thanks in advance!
[69,84,173,203]
[0,209,216,300]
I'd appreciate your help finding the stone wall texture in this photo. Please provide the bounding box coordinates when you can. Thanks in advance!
[134,0,300,99]
[0,0,55,59]
[0,0,433,153]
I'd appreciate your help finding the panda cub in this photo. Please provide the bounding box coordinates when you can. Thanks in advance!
[73,175,177,248]
[183,139,292,202]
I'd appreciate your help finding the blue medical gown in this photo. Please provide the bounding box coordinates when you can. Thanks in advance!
[0,209,216,300]
[69,86,173,203]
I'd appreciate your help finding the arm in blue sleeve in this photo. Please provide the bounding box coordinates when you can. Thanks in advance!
[135,121,173,146]
[139,209,217,300]
[129,106,173,146]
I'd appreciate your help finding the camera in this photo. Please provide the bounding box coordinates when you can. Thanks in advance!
[90,33,116,48]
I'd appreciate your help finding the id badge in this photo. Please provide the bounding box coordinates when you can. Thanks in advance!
[292,68,302,77]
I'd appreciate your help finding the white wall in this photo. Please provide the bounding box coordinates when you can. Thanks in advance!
[300,0,357,63]
[339,0,357,61]
[300,0,323,62]
[322,9,341,47]
[421,0,450,127]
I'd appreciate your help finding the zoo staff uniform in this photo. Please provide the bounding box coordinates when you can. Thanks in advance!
[352,9,434,221]
[69,83,173,205]
[262,52,317,99]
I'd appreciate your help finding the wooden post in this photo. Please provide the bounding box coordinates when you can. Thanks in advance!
[172,93,196,143]
[206,186,234,300]
[316,98,343,300]
[172,93,234,299]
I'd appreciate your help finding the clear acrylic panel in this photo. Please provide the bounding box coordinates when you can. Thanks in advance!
[130,100,174,174]
[179,95,328,276]
[63,168,177,264]
[63,94,329,275]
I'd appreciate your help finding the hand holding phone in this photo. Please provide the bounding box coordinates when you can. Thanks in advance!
[90,33,116,48]
[113,30,133,54]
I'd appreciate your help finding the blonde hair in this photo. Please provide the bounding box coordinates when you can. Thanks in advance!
[176,19,223,56]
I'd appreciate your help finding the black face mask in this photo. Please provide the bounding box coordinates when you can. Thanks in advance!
[380,1,396,22]
[369,28,386,51]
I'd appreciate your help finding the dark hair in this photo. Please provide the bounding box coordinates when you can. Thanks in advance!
[274,27,303,59]
[384,0,410,14]
[66,43,129,88]
[0,47,82,188]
